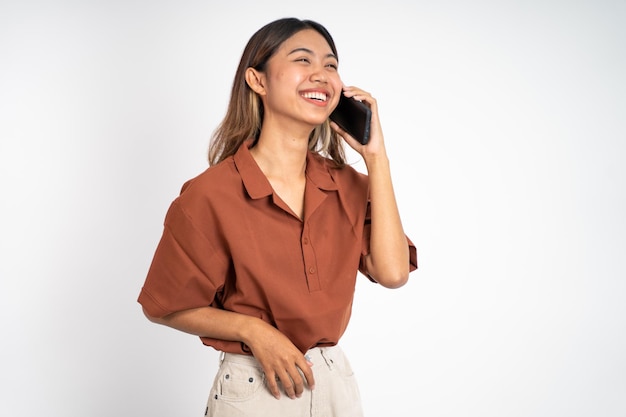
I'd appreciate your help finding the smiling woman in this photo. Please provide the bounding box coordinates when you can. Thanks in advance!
[207,20,345,168]
[137,17,417,417]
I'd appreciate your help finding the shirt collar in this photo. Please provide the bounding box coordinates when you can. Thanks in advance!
[305,151,339,191]
[233,140,338,200]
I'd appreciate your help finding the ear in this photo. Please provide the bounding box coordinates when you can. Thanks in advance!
[245,67,267,96]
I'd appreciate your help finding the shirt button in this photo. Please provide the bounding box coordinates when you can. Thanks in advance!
[309,267,316,274]
[303,237,309,244]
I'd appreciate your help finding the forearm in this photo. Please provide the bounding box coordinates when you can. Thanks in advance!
[144,305,315,398]
[364,154,410,288]
[143,305,264,347]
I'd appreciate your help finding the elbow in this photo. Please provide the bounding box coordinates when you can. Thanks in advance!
[378,273,409,289]
[143,307,165,324]
[371,268,410,289]
[365,253,411,288]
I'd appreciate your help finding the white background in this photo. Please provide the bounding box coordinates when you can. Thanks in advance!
[1,1,625,416]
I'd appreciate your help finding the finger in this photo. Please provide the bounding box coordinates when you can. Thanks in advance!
[265,371,281,400]
[289,368,305,398]
[276,369,297,399]
[341,86,376,109]
[342,86,370,97]
[300,358,316,391]
[352,93,376,109]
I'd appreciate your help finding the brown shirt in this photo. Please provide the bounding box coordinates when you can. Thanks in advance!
[138,141,418,354]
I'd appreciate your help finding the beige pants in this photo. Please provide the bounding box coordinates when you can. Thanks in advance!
[204,345,364,417]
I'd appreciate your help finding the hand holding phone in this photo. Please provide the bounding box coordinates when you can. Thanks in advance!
[329,93,372,145]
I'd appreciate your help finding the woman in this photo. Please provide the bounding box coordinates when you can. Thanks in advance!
[138,17,418,416]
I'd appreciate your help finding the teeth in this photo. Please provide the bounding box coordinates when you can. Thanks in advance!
[302,91,327,101]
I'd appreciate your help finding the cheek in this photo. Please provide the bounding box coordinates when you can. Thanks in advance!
[271,70,306,89]
[330,75,343,96]
[269,70,285,85]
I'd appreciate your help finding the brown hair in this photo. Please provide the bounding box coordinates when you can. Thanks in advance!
[208,17,346,166]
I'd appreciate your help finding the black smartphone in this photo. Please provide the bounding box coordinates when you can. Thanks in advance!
[330,93,372,145]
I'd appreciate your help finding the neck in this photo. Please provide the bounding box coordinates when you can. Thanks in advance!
[251,125,311,180]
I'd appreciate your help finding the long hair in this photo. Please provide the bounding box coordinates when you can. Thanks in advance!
[208,18,346,166]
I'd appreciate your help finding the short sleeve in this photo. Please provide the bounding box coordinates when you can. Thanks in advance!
[138,199,230,318]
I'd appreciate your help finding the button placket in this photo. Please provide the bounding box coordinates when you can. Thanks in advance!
[301,223,321,292]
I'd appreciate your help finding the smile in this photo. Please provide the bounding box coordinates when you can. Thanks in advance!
[301,91,328,102]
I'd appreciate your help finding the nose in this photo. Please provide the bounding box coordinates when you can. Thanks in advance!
[310,64,327,83]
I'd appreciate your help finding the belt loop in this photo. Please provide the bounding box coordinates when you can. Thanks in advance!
[319,347,334,370]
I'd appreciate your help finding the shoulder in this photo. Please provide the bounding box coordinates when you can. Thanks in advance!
[334,163,367,184]
[327,158,369,193]
[180,158,239,196]
[171,157,243,220]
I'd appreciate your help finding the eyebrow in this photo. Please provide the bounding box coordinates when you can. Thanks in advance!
[288,47,338,61]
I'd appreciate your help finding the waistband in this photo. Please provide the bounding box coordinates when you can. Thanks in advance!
[220,345,343,370]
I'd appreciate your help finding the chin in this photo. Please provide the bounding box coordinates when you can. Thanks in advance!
[306,115,330,127]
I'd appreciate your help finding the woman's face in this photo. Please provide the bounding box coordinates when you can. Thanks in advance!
[259,29,343,130]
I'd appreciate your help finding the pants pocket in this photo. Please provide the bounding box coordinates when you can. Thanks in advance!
[214,359,266,401]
